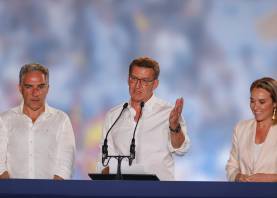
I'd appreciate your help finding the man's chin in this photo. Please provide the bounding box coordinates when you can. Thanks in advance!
[29,105,43,111]
[31,108,42,111]
[131,97,144,103]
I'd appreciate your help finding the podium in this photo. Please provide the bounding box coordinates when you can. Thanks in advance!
[88,173,159,181]
[0,179,277,197]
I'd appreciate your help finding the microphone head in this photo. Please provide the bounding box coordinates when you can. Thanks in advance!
[129,158,133,166]
[140,101,144,108]
[123,102,128,109]
[129,139,135,166]
[102,144,108,155]
[129,151,135,166]
[102,143,108,165]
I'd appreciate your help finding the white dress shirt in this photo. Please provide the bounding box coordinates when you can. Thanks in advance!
[98,95,190,180]
[0,103,76,179]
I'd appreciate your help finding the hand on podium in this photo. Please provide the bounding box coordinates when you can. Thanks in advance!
[102,166,110,174]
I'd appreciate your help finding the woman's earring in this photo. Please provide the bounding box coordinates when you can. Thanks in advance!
[272,108,276,120]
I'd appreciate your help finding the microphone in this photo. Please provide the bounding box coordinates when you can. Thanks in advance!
[129,101,144,165]
[102,102,128,165]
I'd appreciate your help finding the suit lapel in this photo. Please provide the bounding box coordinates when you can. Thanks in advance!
[245,120,256,173]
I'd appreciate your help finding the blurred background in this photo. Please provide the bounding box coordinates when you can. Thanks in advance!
[0,0,276,181]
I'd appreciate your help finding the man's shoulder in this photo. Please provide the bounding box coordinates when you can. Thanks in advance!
[47,105,69,119]
[107,103,126,115]
[151,96,173,110]
[0,106,20,119]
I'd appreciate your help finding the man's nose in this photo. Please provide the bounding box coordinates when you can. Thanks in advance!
[135,79,143,88]
[32,88,40,96]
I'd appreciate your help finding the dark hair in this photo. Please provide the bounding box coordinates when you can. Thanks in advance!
[19,63,49,84]
[129,56,160,79]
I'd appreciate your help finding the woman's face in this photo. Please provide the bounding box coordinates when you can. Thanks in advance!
[250,87,276,123]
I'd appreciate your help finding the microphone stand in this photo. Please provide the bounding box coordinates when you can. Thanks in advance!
[104,154,131,179]
[102,102,144,180]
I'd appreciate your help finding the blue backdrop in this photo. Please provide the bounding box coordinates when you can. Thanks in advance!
[0,0,276,180]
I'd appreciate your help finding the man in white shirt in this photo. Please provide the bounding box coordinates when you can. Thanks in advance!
[0,63,75,179]
[99,57,190,180]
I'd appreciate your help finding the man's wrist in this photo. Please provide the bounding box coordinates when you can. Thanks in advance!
[169,123,181,133]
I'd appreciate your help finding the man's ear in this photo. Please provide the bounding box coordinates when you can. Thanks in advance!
[46,85,49,94]
[153,79,159,90]
[18,84,22,95]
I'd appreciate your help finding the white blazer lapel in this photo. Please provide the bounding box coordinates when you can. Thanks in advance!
[244,120,256,174]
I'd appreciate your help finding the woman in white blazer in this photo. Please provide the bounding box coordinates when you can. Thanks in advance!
[226,77,277,182]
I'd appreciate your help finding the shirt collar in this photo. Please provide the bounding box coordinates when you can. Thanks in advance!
[128,94,156,113]
[143,94,156,112]
[12,101,53,116]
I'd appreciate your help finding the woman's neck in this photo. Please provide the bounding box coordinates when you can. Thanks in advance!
[256,118,273,129]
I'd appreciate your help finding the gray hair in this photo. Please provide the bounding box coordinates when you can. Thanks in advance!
[19,63,49,84]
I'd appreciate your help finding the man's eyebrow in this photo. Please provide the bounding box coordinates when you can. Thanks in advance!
[23,83,47,86]
[130,74,153,80]
[23,83,32,86]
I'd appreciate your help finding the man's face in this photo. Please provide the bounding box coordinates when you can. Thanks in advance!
[19,71,49,112]
[128,66,158,104]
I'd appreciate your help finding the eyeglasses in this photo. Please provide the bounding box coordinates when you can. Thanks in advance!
[129,74,155,86]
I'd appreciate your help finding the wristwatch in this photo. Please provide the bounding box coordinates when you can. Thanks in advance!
[169,123,181,133]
